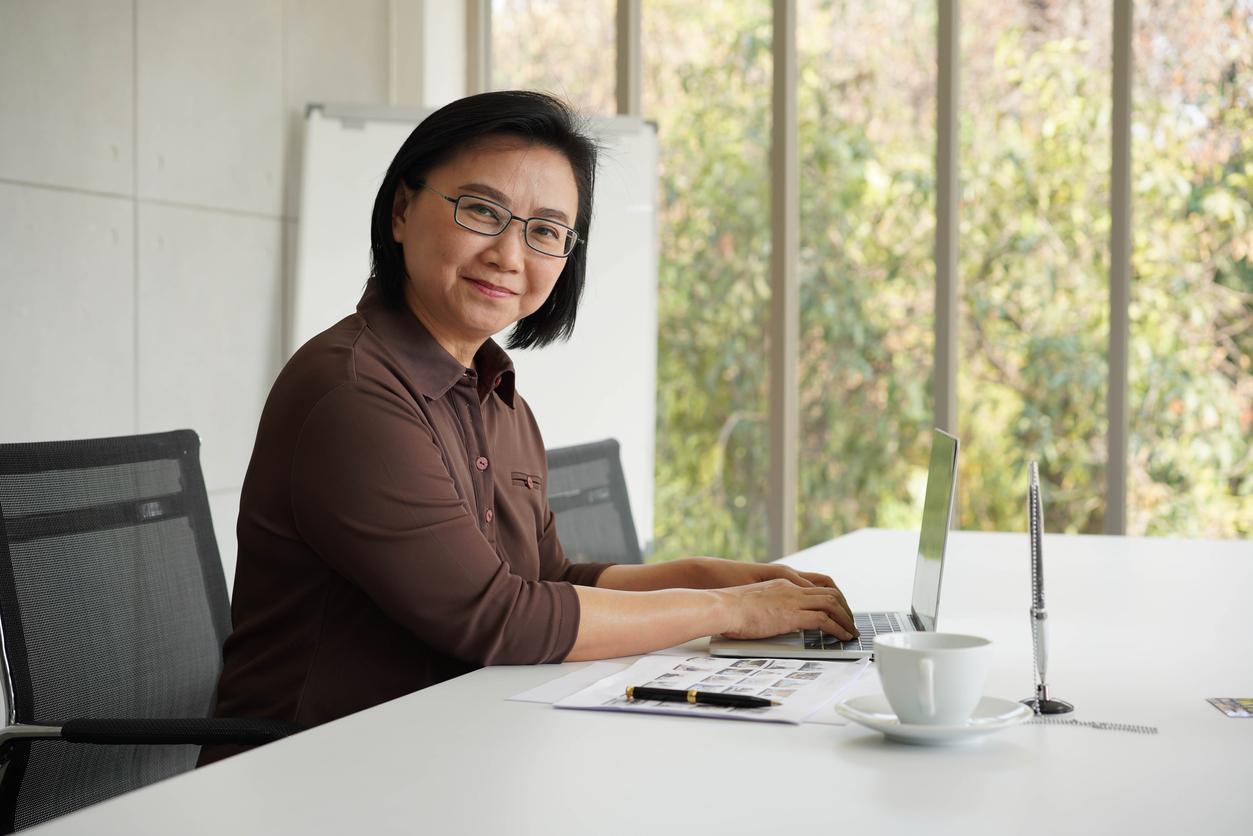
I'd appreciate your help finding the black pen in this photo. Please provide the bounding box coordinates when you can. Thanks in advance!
[625,686,777,708]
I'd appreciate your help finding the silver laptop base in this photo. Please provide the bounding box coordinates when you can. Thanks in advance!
[709,610,917,660]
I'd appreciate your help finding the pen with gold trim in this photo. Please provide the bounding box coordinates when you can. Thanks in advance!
[625,686,777,708]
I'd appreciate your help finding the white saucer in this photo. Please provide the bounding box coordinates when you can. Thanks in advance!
[834,695,1033,745]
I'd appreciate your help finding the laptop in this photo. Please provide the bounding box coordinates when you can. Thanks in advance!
[709,428,959,660]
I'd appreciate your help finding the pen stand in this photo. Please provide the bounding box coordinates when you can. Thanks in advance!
[1022,684,1073,715]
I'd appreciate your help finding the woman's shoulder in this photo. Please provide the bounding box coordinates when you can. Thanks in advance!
[259,313,427,439]
[281,312,365,381]
[281,311,430,397]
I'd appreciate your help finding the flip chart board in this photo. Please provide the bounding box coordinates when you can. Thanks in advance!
[294,104,658,547]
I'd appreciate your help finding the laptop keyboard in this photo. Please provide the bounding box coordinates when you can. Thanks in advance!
[802,612,904,651]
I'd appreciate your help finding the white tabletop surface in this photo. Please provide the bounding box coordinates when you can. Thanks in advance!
[31,529,1253,835]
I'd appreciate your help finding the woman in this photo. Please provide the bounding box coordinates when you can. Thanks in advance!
[200,91,855,764]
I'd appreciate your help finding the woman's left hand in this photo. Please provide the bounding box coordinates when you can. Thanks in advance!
[594,557,848,616]
[681,556,840,592]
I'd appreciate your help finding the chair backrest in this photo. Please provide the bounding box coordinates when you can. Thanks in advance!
[0,430,231,831]
[545,439,643,564]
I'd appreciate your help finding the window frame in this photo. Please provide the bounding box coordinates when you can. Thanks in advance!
[480,0,1139,552]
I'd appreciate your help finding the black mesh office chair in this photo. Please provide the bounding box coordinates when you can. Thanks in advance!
[0,430,299,832]
[546,439,643,564]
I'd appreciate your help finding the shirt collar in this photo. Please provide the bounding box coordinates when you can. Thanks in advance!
[356,283,517,409]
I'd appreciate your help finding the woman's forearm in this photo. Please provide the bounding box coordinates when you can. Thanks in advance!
[593,558,711,591]
[565,585,729,661]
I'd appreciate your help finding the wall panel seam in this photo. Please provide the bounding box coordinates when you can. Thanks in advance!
[0,178,134,202]
[133,197,287,222]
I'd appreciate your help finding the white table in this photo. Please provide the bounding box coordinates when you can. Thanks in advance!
[31,530,1253,835]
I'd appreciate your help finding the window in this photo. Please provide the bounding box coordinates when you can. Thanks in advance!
[486,0,1253,552]
[796,0,938,544]
[959,1,1112,533]
[491,0,616,112]
[645,0,774,560]
[1128,0,1253,536]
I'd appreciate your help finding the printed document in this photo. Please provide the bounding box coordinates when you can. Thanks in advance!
[554,654,870,724]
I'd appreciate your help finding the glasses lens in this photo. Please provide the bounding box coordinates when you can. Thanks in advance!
[525,220,576,257]
[454,197,509,234]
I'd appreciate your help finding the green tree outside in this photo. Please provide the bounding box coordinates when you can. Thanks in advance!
[494,0,1252,560]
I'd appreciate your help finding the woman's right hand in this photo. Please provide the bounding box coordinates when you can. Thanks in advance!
[715,579,858,641]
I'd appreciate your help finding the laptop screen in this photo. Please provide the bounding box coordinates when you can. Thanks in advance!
[909,429,960,632]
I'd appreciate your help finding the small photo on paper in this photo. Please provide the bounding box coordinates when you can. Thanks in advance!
[700,675,739,685]
[776,679,811,689]
[676,664,709,673]
[685,657,720,666]
[799,662,828,671]
[785,671,821,680]
[726,686,761,695]
[761,688,797,699]
[728,659,768,668]
[642,680,674,688]
[653,672,683,681]
[751,670,781,679]
[717,668,749,677]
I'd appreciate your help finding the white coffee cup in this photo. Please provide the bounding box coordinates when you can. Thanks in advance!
[874,633,992,725]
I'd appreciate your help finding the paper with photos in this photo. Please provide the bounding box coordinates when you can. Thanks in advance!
[554,654,870,724]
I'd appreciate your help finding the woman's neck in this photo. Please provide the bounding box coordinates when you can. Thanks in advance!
[402,290,482,369]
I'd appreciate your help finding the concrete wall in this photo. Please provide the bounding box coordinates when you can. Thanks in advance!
[0,0,465,592]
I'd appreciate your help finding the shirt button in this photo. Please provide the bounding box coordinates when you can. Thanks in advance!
[475,456,489,471]
[484,508,494,523]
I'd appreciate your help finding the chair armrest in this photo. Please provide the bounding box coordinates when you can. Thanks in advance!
[57,717,302,746]
[0,724,63,750]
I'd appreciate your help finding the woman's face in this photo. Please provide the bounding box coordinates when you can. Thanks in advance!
[392,138,580,362]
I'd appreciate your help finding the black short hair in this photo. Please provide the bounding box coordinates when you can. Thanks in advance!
[369,90,598,350]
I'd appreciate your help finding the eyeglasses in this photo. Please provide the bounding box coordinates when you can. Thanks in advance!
[417,182,579,258]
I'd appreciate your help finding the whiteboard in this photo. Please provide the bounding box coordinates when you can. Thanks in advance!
[293,105,658,548]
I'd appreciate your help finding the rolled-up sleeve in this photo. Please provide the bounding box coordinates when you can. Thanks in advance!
[290,383,580,666]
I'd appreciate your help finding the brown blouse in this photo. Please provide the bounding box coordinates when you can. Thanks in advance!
[199,284,610,765]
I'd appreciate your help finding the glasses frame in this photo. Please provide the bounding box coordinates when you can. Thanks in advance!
[416,182,579,259]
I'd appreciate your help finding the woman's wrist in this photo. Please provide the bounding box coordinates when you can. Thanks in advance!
[707,587,739,636]
[568,585,736,660]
